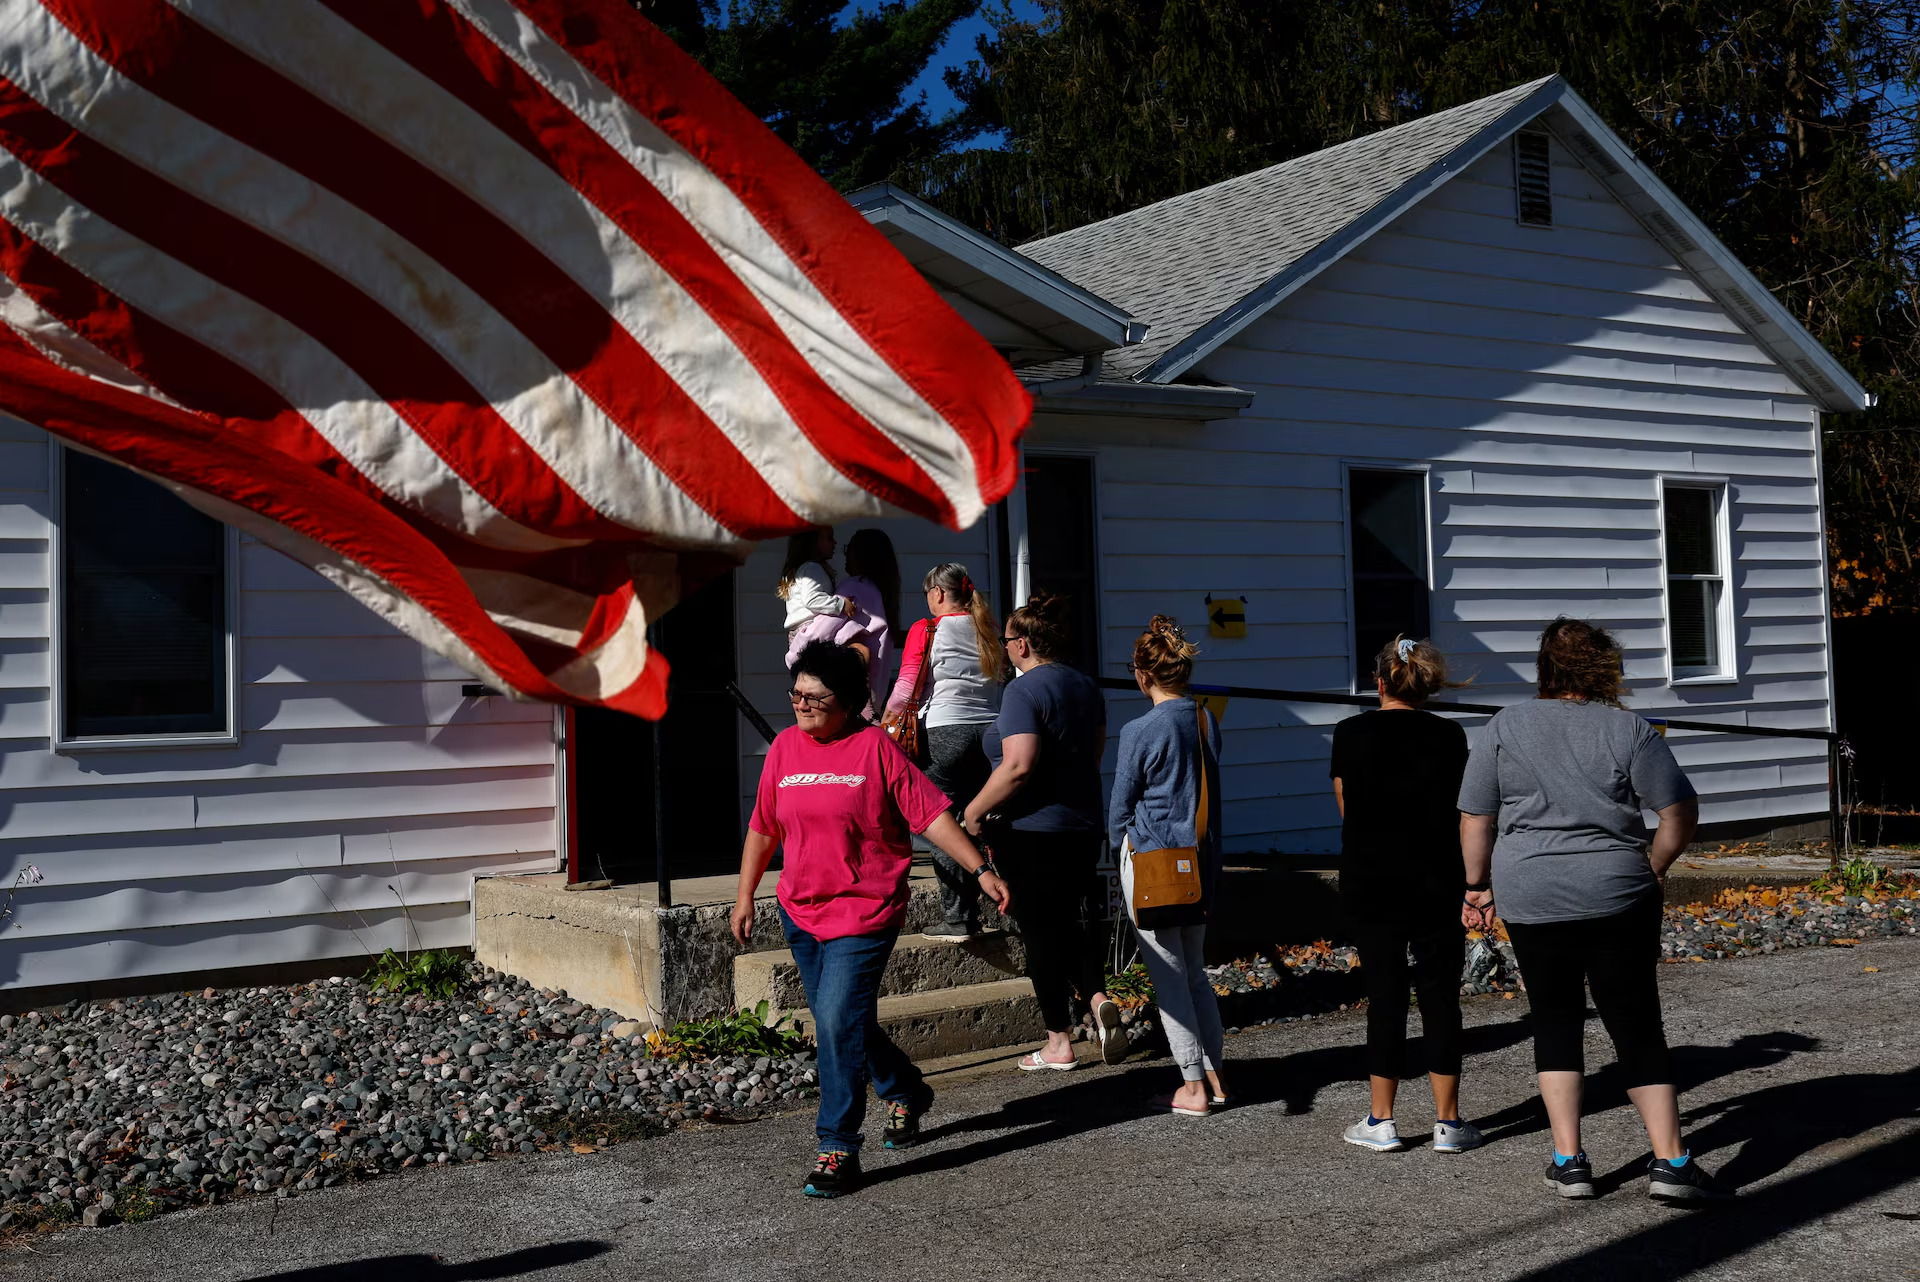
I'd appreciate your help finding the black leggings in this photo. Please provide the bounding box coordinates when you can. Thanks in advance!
[1351,920,1465,1080]
[990,827,1106,1032]
[1505,890,1671,1089]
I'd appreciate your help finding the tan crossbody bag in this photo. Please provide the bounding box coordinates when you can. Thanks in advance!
[1126,699,1211,929]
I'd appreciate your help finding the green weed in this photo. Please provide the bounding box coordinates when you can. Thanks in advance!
[644,1001,809,1061]
[364,948,468,1000]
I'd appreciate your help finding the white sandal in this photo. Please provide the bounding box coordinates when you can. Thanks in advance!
[1017,1050,1078,1072]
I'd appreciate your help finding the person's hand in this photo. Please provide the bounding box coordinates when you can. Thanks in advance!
[1462,888,1495,932]
[730,896,756,948]
[843,597,858,618]
[963,812,983,838]
[978,870,1011,913]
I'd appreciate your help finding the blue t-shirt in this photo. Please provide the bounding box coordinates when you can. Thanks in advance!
[982,662,1105,832]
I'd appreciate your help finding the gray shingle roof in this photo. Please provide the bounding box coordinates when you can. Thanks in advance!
[1018,77,1557,380]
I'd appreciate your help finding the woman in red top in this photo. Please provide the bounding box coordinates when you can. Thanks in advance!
[731,641,1010,1199]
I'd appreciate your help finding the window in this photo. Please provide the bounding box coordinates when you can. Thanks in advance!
[1023,454,1100,675]
[1347,469,1430,687]
[1514,131,1552,227]
[58,450,232,743]
[1663,483,1731,679]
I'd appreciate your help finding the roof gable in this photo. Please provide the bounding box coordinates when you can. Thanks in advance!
[1017,77,1869,413]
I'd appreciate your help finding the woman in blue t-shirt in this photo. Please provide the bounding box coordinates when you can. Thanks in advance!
[963,592,1117,1070]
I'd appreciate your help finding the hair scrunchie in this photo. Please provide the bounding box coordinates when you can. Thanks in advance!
[1397,638,1417,663]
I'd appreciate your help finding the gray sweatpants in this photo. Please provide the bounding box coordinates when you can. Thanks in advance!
[1136,923,1225,1081]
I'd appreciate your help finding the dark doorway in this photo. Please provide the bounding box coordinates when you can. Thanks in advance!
[1024,455,1101,674]
[573,569,742,885]
[1347,469,1431,687]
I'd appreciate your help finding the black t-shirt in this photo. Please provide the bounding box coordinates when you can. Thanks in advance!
[1329,708,1469,923]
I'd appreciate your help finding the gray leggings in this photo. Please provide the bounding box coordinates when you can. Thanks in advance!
[1136,923,1225,1081]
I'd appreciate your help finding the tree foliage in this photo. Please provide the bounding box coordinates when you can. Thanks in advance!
[915,0,1920,610]
[637,0,982,190]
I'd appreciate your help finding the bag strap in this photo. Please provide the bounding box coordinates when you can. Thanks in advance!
[1193,698,1211,846]
[905,618,936,711]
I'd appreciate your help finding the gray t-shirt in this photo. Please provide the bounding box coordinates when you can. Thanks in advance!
[1458,699,1696,924]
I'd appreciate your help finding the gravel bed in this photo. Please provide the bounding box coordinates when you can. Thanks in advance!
[1659,886,1919,959]
[0,967,814,1232]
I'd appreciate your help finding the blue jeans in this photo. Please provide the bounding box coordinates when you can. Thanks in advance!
[780,906,928,1152]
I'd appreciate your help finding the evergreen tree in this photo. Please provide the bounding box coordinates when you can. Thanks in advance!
[919,0,1920,611]
[638,0,982,191]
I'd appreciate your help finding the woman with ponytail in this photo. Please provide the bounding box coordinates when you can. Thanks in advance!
[885,563,1003,936]
[1332,636,1481,1156]
[1110,616,1227,1108]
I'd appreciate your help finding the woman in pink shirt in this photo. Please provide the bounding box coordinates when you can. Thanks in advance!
[731,641,1010,1199]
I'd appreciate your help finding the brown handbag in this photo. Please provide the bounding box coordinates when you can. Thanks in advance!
[1128,699,1212,927]
[882,621,935,767]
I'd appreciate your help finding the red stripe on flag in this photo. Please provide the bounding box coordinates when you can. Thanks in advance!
[319,0,955,527]
[0,214,676,610]
[0,318,670,715]
[41,0,811,540]
[507,0,1031,517]
[0,72,637,545]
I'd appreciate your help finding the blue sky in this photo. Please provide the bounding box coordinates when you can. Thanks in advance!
[903,2,1043,120]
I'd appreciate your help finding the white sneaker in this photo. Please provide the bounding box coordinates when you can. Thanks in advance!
[1342,1116,1403,1151]
[1433,1120,1484,1153]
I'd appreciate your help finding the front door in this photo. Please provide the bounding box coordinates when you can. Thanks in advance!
[572,569,742,885]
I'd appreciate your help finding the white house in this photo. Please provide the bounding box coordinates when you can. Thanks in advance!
[1,74,1865,997]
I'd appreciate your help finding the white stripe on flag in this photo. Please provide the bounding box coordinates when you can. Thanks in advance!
[0,150,570,552]
[0,1,738,547]
[451,0,990,525]
[175,0,886,528]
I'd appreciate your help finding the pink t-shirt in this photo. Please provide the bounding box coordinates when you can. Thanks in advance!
[749,723,950,940]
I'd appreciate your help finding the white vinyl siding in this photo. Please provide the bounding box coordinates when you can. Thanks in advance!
[1032,133,1827,853]
[0,415,559,991]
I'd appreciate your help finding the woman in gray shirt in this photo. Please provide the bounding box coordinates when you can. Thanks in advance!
[1459,618,1728,1203]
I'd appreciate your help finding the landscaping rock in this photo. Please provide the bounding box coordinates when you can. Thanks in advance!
[0,962,816,1240]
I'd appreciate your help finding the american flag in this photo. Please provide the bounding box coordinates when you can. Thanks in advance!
[0,0,1030,716]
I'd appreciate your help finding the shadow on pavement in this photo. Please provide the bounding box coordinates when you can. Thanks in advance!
[864,1019,1537,1188]
[1473,1030,1822,1167]
[239,1240,612,1281]
[1508,1112,1920,1280]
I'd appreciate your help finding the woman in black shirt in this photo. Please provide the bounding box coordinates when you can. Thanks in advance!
[1330,637,1480,1155]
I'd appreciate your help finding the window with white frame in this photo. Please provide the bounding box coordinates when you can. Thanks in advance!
[57,449,233,742]
[1663,483,1730,679]
[1347,468,1431,687]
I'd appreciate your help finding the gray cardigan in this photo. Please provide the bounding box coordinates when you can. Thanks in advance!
[1108,697,1223,879]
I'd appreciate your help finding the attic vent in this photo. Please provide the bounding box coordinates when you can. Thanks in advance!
[1642,209,1699,254]
[1514,132,1552,226]
[1565,129,1625,177]
[1718,285,1773,330]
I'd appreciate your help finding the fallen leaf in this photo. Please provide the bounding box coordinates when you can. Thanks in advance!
[1832,938,1861,947]
[1864,967,1881,973]
[571,1144,596,1155]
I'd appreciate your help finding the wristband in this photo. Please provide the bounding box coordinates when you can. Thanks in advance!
[971,860,1000,881]
[1465,880,1492,893]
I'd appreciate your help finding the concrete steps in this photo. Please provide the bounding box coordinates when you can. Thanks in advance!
[733,927,1044,1060]
[791,978,1046,1062]
[734,929,1027,1009]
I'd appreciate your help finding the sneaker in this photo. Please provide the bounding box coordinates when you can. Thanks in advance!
[1542,1152,1596,1199]
[1647,1154,1733,1203]
[802,1149,861,1199]
[922,921,974,939]
[1433,1120,1484,1153]
[1342,1116,1404,1152]
[883,1095,931,1149]
[1093,998,1128,1067]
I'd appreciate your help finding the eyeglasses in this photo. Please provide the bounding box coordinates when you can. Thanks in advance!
[1001,634,1024,648]
[786,688,835,709]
